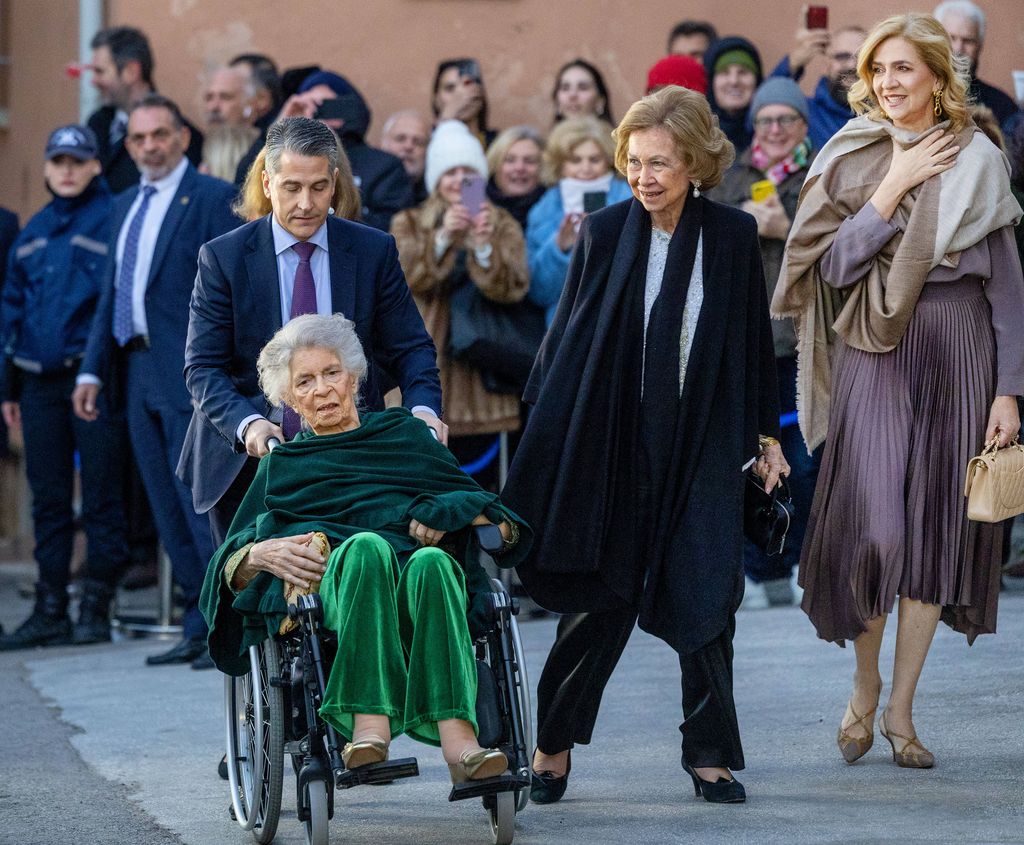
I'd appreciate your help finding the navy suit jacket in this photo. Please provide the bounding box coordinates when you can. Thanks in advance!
[81,164,240,411]
[177,214,441,513]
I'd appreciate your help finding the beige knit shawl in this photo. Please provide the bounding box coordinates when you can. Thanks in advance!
[772,115,1021,452]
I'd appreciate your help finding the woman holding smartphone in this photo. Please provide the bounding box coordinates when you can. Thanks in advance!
[390,121,528,487]
[525,117,632,325]
[433,58,497,148]
[711,77,818,610]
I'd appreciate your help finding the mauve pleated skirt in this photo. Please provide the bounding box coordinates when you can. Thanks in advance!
[799,278,1003,646]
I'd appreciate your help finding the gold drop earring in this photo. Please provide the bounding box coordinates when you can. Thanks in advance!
[933,88,943,117]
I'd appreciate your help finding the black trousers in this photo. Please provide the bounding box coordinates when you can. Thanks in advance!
[535,607,744,771]
[19,369,129,599]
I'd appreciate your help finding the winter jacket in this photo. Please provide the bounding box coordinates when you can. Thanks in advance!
[525,179,632,325]
[770,56,854,150]
[1,179,113,399]
[390,195,529,436]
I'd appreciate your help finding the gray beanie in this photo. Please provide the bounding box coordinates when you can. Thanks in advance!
[750,77,809,124]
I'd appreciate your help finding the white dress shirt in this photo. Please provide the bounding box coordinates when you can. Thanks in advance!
[115,156,190,338]
[235,215,437,443]
[76,157,189,388]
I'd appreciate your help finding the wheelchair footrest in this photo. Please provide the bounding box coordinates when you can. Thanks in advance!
[448,772,526,802]
[335,757,419,789]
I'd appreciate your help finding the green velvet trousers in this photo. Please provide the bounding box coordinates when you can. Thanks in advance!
[317,532,478,746]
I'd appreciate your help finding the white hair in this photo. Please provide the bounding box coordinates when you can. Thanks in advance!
[257,313,368,407]
[933,1,986,42]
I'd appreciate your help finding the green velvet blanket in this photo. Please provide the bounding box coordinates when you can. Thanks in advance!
[200,408,531,675]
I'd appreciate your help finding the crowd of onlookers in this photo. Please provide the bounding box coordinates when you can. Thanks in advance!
[1,1,1023,655]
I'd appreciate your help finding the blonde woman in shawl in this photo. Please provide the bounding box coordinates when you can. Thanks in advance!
[773,13,1024,770]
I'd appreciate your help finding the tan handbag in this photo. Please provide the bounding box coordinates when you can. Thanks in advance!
[964,438,1024,523]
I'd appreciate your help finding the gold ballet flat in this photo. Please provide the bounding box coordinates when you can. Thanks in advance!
[342,734,389,769]
[448,748,508,784]
[837,700,876,764]
[879,710,934,769]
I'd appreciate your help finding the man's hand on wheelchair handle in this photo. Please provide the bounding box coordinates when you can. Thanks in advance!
[245,418,285,458]
[413,410,449,445]
[242,533,327,590]
[71,383,101,421]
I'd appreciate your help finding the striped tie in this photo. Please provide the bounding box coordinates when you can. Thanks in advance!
[113,185,157,346]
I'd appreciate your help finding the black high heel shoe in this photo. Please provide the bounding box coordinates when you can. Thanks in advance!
[530,749,571,804]
[684,763,746,804]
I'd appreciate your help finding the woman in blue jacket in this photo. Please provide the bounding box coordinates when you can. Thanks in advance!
[525,117,632,325]
[0,125,128,650]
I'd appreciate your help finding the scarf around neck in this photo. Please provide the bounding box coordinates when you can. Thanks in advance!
[751,137,811,186]
[772,115,1021,452]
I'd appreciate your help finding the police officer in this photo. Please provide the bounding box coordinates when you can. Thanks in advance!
[0,125,129,649]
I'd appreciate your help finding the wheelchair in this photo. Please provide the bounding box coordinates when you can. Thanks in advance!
[223,559,533,845]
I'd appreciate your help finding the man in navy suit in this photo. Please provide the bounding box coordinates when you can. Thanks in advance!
[177,117,443,553]
[72,94,239,667]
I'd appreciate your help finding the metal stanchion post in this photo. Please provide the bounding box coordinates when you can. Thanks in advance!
[498,432,513,590]
[112,544,183,636]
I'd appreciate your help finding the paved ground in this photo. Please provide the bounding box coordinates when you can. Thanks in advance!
[2,561,1023,845]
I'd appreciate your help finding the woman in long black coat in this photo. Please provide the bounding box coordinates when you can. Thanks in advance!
[502,86,788,804]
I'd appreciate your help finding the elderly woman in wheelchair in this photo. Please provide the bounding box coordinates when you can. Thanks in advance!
[200,313,531,790]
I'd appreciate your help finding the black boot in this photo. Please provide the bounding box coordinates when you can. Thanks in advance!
[0,586,72,651]
[73,579,115,645]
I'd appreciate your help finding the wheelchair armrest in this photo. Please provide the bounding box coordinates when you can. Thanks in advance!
[474,523,505,554]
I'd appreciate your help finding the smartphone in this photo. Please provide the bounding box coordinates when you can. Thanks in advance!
[461,173,487,216]
[806,5,828,30]
[750,180,777,203]
[315,94,362,125]
[582,191,608,214]
[457,59,482,83]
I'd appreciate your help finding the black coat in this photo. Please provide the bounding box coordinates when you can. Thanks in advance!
[87,105,204,195]
[502,198,779,655]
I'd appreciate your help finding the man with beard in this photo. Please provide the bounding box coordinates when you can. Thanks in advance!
[72,95,238,668]
[87,27,203,193]
[934,0,1020,129]
[770,24,866,150]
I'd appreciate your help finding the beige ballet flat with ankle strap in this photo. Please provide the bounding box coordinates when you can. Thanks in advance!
[837,700,876,763]
[448,748,508,783]
[342,734,389,769]
[879,710,934,769]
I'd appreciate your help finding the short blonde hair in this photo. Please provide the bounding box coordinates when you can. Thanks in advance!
[232,136,362,222]
[848,13,970,133]
[541,117,615,186]
[486,125,544,175]
[613,86,734,190]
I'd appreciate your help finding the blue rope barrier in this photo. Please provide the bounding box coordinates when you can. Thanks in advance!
[459,436,502,475]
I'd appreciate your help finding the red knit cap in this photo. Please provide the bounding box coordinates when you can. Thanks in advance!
[645,55,708,95]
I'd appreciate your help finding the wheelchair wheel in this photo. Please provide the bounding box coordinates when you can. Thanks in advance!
[303,777,329,845]
[225,639,284,843]
[491,579,534,814]
[489,791,515,845]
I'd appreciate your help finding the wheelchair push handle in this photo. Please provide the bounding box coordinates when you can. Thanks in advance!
[265,436,282,452]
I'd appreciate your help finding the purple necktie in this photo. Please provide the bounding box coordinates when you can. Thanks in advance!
[290,240,317,318]
[283,240,318,439]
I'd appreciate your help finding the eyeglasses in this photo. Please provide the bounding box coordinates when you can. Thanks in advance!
[292,368,347,396]
[753,115,804,130]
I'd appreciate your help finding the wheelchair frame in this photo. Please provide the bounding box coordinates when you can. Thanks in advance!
[224,577,533,845]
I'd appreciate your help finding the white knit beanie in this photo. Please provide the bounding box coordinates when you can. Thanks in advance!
[424,120,489,194]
